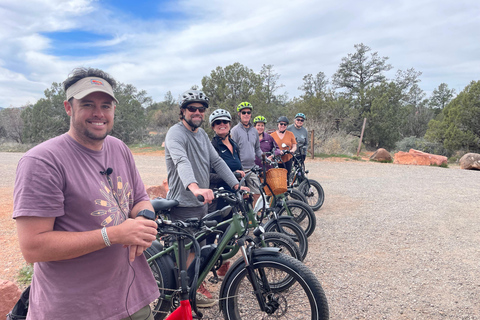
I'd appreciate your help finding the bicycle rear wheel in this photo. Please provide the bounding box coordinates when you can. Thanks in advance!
[298,179,325,211]
[263,218,308,261]
[220,253,329,320]
[144,248,177,320]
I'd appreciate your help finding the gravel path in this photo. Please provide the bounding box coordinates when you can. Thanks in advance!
[1,152,480,319]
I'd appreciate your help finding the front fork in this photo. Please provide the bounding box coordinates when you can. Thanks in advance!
[238,239,278,314]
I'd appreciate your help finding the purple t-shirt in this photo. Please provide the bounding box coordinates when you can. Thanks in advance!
[13,134,158,320]
[255,132,281,170]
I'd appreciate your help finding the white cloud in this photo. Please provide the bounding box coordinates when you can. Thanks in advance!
[1,0,479,107]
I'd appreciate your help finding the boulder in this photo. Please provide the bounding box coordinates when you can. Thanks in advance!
[0,279,22,317]
[370,148,392,162]
[145,179,169,199]
[393,149,448,166]
[459,153,480,170]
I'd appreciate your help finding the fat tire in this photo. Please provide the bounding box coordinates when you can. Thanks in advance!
[298,179,325,211]
[254,231,303,262]
[220,253,329,320]
[264,219,308,261]
[278,199,317,237]
[287,188,308,204]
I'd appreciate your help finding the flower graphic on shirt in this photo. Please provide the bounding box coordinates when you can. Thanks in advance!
[91,176,132,227]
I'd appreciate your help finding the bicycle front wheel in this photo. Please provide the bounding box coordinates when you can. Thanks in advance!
[220,253,329,320]
[278,199,316,237]
[298,179,325,211]
[254,231,303,261]
[263,218,308,261]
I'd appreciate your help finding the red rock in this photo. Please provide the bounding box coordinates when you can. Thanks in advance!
[370,148,392,162]
[0,279,22,317]
[393,149,447,166]
[145,179,169,199]
[459,153,480,170]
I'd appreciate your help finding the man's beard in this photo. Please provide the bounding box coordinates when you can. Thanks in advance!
[186,117,203,130]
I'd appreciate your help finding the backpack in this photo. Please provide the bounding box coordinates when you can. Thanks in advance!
[6,285,30,320]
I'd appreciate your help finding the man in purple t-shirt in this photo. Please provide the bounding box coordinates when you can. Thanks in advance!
[13,67,158,320]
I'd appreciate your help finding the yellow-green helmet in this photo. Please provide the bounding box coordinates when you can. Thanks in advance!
[237,101,253,112]
[253,115,267,125]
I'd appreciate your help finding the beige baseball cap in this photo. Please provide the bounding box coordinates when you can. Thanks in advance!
[66,77,118,103]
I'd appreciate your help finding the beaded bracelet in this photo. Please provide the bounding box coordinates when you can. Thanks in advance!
[101,226,111,247]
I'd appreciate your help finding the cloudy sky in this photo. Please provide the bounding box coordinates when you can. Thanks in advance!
[1,0,478,108]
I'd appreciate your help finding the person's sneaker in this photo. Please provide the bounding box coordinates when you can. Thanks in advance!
[217,260,231,277]
[195,292,216,308]
[198,281,213,299]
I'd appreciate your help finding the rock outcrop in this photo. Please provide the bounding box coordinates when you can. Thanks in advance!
[0,279,22,317]
[145,179,169,199]
[459,153,480,170]
[370,148,392,162]
[393,149,447,166]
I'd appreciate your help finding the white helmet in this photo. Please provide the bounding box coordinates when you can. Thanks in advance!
[209,109,232,126]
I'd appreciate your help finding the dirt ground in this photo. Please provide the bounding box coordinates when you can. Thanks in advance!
[2,151,480,319]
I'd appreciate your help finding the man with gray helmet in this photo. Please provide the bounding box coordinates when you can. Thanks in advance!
[164,90,241,307]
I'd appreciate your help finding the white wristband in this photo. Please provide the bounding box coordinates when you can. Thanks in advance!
[101,226,111,247]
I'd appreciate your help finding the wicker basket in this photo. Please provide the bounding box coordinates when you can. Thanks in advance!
[263,168,288,196]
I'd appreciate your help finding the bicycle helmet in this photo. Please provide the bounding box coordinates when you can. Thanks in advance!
[237,101,253,112]
[253,115,267,125]
[179,90,209,109]
[277,116,289,124]
[209,109,232,126]
[295,113,306,120]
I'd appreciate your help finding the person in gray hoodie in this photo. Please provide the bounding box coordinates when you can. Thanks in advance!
[231,101,263,204]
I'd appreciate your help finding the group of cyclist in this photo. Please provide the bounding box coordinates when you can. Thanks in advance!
[11,66,310,319]
[164,90,310,307]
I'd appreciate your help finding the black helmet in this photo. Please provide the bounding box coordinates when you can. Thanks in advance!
[277,116,289,124]
[179,90,209,109]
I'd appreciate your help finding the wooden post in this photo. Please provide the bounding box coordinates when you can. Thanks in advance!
[310,129,314,159]
[356,118,367,157]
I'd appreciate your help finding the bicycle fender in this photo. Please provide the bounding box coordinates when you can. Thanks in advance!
[251,247,281,256]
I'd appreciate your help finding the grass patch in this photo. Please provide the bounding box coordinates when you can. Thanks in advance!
[17,264,33,285]
[128,144,164,153]
[316,153,363,161]
[370,159,394,163]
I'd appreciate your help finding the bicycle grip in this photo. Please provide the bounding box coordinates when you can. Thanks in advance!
[197,195,205,202]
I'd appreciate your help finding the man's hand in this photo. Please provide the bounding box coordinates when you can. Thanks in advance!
[114,218,157,262]
[188,183,214,204]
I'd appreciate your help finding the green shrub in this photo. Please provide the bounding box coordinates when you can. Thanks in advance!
[17,263,33,285]
[395,136,448,156]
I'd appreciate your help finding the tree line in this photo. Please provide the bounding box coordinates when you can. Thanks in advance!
[1,43,478,156]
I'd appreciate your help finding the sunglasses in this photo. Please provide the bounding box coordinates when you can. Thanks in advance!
[213,119,230,126]
[186,106,206,113]
[241,111,252,115]
[296,119,305,122]
[279,123,288,126]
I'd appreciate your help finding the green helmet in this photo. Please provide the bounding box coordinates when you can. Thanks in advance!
[237,101,253,112]
[253,115,267,125]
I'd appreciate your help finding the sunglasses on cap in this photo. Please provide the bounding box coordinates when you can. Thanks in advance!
[296,118,305,122]
[241,111,251,115]
[213,119,230,126]
[186,106,206,113]
[279,122,288,126]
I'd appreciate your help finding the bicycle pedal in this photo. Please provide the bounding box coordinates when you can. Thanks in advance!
[208,276,219,284]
